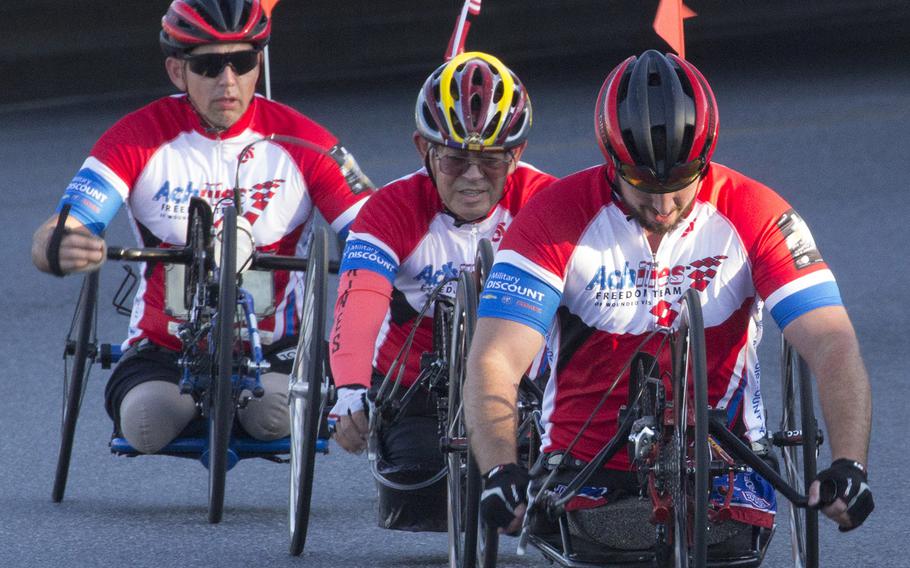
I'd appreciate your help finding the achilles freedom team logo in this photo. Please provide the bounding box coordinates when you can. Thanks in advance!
[414,261,473,295]
[585,255,728,326]
[152,178,285,221]
[242,179,284,224]
[776,209,823,270]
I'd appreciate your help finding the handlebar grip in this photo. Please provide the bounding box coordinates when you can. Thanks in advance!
[818,478,838,507]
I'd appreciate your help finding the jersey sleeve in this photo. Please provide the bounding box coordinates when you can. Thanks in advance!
[338,176,431,284]
[55,107,167,234]
[477,178,587,334]
[56,157,129,235]
[277,115,371,239]
[707,166,842,329]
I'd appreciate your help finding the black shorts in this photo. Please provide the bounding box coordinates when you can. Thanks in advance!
[104,336,299,435]
[372,379,447,532]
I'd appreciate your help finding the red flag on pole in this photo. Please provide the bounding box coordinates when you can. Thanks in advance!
[261,0,280,18]
[445,0,483,60]
[653,0,696,59]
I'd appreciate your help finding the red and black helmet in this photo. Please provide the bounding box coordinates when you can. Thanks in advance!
[160,0,271,58]
[595,50,718,193]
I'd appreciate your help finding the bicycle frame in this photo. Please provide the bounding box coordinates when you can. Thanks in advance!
[519,326,822,568]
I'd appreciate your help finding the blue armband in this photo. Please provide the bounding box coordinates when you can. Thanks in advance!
[339,239,398,284]
[55,168,123,235]
[771,281,842,329]
[478,263,561,336]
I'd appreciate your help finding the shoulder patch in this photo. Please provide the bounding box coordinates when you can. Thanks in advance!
[776,209,823,270]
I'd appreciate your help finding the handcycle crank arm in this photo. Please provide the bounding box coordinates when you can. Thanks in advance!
[708,416,809,507]
[552,407,636,509]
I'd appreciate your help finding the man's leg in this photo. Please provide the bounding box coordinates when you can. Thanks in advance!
[375,390,447,532]
[236,372,290,440]
[120,380,197,454]
[105,344,197,455]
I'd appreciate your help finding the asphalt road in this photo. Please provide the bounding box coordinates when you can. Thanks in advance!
[1,42,908,567]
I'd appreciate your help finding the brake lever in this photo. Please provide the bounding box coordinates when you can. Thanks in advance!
[516,482,538,555]
[366,397,380,461]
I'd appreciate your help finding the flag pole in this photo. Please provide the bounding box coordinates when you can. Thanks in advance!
[264,45,272,100]
[261,0,280,100]
[677,0,685,59]
[445,0,482,61]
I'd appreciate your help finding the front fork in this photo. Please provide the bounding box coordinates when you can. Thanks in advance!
[177,287,269,405]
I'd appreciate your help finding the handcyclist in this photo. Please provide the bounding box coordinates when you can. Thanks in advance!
[327,52,555,531]
[30,0,370,454]
[464,50,874,544]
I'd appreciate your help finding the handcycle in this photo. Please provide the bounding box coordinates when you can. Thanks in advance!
[52,196,333,528]
[302,237,520,567]
[442,240,546,568]
[50,131,369,547]
[491,288,826,568]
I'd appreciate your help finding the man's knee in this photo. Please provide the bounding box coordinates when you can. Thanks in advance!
[119,380,196,454]
[237,372,289,440]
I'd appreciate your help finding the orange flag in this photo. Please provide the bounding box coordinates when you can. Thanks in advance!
[261,0,280,18]
[653,0,697,59]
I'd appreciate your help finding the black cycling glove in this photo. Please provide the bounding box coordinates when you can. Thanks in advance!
[480,463,530,530]
[814,458,874,531]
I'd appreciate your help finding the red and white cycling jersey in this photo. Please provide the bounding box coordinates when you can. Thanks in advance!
[479,163,842,469]
[56,94,369,349]
[336,164,555,387]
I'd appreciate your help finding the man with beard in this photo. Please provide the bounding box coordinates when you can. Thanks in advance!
[464,50,874,551]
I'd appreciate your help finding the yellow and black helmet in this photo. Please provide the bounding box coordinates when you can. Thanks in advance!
[415,52,532,151]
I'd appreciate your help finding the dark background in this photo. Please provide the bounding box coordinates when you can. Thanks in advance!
[5,0,910,107]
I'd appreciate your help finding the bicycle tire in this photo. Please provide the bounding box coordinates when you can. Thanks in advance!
[670,288,709,568]
[183,198,212,311]
[289,226,328,556]
[474,238,495,289]
[780,337,819,568]
[208,205,238,524]
[447,270,496,568]
[52,271,99,503]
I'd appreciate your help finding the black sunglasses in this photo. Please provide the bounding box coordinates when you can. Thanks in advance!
[184,50,261,78]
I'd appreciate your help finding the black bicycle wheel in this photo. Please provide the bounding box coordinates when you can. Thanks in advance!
[183,198,212,311]
[289,226,328,556]
[207,205,238,524]
[669,288,709,568]
[447,271,496,568]
[52,271,99,503]
[474,238,495,289]
[780,337,819,568]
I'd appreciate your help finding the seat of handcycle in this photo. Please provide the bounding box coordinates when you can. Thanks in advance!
[529,502,772,568]
[526,459,773,568]
[110,431,328,470]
